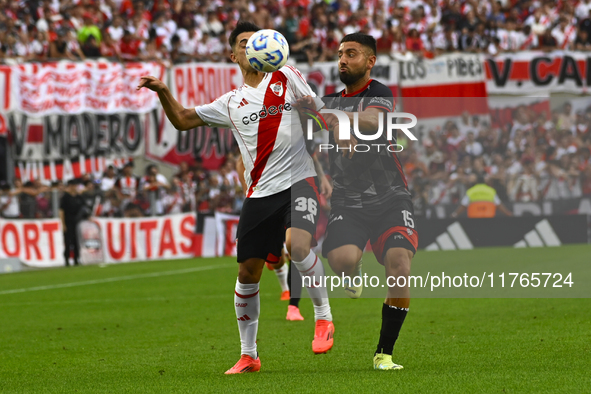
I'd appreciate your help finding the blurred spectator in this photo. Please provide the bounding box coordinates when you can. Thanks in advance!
[115,162,139,208]
[0,182,20,219]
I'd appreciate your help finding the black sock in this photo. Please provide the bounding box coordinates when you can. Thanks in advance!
[375,303,408,355]
[288,261,301,307]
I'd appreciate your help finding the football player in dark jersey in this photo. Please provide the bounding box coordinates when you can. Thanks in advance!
[300,33,418,370]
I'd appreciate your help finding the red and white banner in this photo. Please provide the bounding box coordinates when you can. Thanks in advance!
[0,65,14,115]
[399,53,489,119]
[14,156,132,183]
[95,213,196,264]
[145,63,240,170]
[9,111,146,161]
[12,61,164,116]
[485,51,591,94]
[0,218,63,267]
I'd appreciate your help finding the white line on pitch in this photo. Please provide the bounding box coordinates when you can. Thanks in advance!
[0,263,235,295]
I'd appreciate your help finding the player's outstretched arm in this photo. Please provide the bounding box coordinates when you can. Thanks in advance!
[137,76,206,131]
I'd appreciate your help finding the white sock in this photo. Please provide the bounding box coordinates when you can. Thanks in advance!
[274,265,289,292]
[234,279,260,359]
[291,250,332,322]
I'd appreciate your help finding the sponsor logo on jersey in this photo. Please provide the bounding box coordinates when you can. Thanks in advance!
[242,102,292,125]
[270,81,284,97]
[237,98,249,108]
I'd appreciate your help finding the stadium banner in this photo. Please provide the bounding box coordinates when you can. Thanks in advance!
[397,53,489,121]
[14,156,133,183]
[9,61,164,116]
[417,215,589,250]
[0,65,14,113]
[94,213,196,264]
[485,51,591,94]
[0,218,64,267]
[9,111,146,161]
[145,63,240,169]
[296,57,399,97]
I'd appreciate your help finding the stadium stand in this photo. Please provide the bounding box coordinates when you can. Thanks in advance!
[1,0,591,220]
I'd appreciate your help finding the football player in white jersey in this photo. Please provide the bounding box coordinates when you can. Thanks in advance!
[138,21,334,375]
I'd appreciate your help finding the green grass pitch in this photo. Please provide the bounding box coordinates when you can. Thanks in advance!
[1,246,590,393]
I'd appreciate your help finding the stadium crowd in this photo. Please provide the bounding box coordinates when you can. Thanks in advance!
[0,155,245,219]
[402,101,591,216]
[2,100,591,220]
[4,0,591,65]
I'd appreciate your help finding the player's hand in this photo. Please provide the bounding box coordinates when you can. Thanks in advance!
[319,175,332,199]
[333,124,357,159]
[292,95,316,111]
[137,76,166,93]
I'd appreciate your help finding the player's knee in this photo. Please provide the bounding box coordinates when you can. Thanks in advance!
[327,252,359,276]
[238,259,264,283]
[290,244,309,262]
[384,248,411,277]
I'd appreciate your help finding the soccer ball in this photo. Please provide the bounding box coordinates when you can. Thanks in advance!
[245,30,289,73]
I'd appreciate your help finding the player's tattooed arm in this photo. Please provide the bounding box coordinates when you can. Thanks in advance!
[137,76,206,131]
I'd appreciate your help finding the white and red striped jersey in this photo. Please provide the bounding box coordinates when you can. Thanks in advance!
[552,25,577,49]
[116,176,139,199]
[195,65,319,198]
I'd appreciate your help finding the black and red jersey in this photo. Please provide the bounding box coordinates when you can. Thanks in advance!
[323,79,411,210]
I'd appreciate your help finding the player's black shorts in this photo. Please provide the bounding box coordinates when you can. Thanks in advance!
[322,198,418,265]
[236,177,320,263]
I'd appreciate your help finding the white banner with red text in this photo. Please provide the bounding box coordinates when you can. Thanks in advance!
[0,214,197,268]
[398,53,489,120]
[485,51,591,94]
[4,61,165,116]
[0,218,64,267]
[95,213,197,264]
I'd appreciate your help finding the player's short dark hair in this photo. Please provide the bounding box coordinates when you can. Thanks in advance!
[341,33,377,56]
[229,21,261,48]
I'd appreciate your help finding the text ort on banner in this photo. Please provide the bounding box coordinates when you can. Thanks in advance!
[0,218,64,267]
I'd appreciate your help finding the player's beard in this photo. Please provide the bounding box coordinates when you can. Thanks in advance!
[339,68,366,86]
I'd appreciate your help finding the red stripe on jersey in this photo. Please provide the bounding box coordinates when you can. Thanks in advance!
[247,73,288,197]
[342,79,373,97]
[366,105,392,113]
[305,177,320,201]
[388,140,408,189]
[285,65,306,83]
